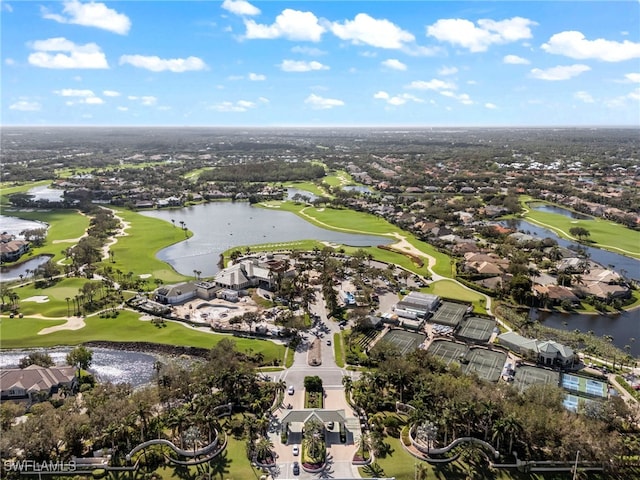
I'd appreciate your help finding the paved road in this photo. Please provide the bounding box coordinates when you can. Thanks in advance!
[264,289,362,479]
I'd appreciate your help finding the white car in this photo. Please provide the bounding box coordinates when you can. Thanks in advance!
[288,385,295,395]
[292,445,299,456]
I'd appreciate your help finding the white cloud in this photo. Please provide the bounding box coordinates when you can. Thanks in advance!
[3,3,13,12]
[5,58,15,66]
[119,55,207,72]
[279,59,329,72]
[244,9,325,42]
[530,64,590,81]
[103,90,121,97]
[542,31,640,62]
[9,100,41,111]
[304,94,345,109]
[406,79,455,91]
[54,88,104,105]
[427,16,536,52]
[440,91,473,104]
[373,91,423,106]
[210,100,257,112]
[605,88,640,108]
[248,72,266,81]
[574,91,594,103]
[291,46,326,56]
[331,13,415,49]
[503,54,530,64]
[485,102,498,109]
[381,59,407,71]
[117,106,128,112]
[438,66,458,75]
[55,88,95,97]
[221,0,260,16]
[128,95,158,106]
[84,96,104,105]
[624,73,640,83]
[28,37,108,69]
[41,0,131,35]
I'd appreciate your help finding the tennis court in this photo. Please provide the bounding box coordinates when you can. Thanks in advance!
[561,373,608,398]
[430,301,468,327]
[455,316,495,343]
[379,329,425,355]
[511,365,560,393]
[427,339,468,366]
[463,348,506,383]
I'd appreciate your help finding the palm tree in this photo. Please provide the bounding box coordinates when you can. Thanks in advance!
[254,437,274,463]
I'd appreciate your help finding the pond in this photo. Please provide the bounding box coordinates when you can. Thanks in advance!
[0,215,48,237]
[531,308,640,357]
[501,218,640,282]
[140,202,392,277]
[0,255,52,282]
[0,347,158,387]
[287,188,318,202]
[27,185,64,202]
[531,204,592,220]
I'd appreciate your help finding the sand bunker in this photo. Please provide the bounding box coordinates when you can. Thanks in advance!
[38,316,86,335]
[23,295,50,303]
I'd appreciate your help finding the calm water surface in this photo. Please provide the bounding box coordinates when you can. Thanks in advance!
[501,218,639,281]
[531,204,593,220]
[141,202,391,277]
[0,347,157,387]
[503,218,640,357]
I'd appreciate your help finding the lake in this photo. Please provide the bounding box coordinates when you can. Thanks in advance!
[140,202,391,277]
[502,217,640,357]
[501,218,640,282]
[0,347,158,387]
[0,215,48,237]
[531,204,593,220]
[531,308,640,357]
[1,255,52,282]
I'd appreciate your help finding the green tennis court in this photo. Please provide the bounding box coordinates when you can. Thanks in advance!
[456,316,495,343]
[380,329,425,355]
[427,339,468,366]
[431,301,467,327]
[512,365,560,393]
[463,348,506,383]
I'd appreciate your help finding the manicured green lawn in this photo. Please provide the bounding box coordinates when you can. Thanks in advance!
[10,277,90,317]
[521,197,640,258]
[260,202,452,277]
[153,435,257,480]
[107,208,190,283]
[0,312,286,364]
[0,180,50,205]
[334,331,345,368]
[423,280,488,314]
[282,180,328,196]
[323,169,353,187]
[2,208,90,262]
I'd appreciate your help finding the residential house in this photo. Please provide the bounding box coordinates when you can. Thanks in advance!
[0,365,77,403]
[0,234,30,263]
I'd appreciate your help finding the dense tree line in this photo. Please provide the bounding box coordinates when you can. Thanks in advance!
[348,347,639,470]
[199,161,325,182]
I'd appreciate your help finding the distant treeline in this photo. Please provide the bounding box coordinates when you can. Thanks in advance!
[200,161,325,182]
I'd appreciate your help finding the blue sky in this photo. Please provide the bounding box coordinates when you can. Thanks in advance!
[2,0,639,126]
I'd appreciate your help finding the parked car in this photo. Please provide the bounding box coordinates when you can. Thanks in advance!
[288,385,295,395]
[292,461,300,475]
[326,339,332,346]
[292,445,299,456]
